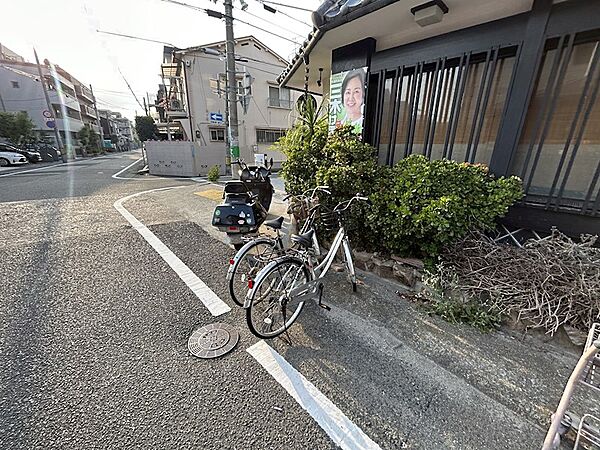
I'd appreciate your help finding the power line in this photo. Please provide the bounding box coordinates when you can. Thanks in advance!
[160,0,299,45]
[260,0,313,12]
[96,29,177,47]
[233,4,304,38]
[194,53,282,76]
[249,0,313,28]
[233,14,299,45]
[117,67,145,111]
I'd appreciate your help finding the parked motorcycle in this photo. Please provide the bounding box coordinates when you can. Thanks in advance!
[212,159,274,249]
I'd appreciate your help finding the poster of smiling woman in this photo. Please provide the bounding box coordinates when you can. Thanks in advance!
[329,67,367,135]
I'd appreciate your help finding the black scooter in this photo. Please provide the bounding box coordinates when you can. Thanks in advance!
[212,159,274,249]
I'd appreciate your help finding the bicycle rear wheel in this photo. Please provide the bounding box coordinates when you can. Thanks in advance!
[228,239,280,307]
[246,257,309,339]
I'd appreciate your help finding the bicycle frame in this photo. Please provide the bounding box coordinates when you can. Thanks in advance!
[287,226,355,304]
[226,201,324,281]
[311,226,349,279]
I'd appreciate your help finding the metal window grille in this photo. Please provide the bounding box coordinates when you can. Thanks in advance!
[256,128,286,144]
[375,45,519,167]
[512,30,600,217]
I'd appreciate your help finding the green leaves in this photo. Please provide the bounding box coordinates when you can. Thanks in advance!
[280,119,524,258]
[207,165,220,182]
[134,116,158,142]
[0,111,35,144]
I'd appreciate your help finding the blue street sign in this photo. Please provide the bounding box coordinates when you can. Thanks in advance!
[209,112,223,124]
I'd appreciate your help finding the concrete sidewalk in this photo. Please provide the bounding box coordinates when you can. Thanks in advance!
[130,184,595,450]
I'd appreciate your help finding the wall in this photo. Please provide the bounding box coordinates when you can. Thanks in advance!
[146,140,226,177]
[181,39,298,167]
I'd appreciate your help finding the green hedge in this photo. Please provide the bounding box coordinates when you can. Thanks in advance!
[280,125,523,258]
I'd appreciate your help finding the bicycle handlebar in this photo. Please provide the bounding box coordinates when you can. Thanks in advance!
[334,194,371,213]
[283,186,331,202]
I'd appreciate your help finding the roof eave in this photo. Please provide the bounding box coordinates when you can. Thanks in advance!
[277,29,323,88]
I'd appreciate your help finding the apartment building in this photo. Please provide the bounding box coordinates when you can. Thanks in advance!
[0,45,100,147]
[98,109,134,150]
[157,35,300,167]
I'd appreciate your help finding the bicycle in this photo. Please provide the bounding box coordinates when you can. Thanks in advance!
[226,186,331,307]
[244,194,370,339]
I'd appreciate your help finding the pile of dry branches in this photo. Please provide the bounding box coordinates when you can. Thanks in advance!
[434,229,600,335]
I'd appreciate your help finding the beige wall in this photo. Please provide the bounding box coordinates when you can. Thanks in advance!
[181,39,299,168]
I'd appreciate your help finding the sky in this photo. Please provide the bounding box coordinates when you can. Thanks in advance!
[2,0,321,120]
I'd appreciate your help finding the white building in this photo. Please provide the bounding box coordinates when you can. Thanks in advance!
[98,109,134,150]
[158,35,301,168]
[0,47,100,149]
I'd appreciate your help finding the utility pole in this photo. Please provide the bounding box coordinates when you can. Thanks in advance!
[89,84,105,152]
[0,89,6,112]
[224,0,240,168]
[143,96,148,116]
[34,48,65,162]
[223,59,231,173]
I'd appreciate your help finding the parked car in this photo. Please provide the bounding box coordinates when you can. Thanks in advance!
[0,150,28,167]
[0,142,42,163]
[23,143,62,162]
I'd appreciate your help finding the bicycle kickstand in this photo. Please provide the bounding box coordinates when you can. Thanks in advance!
[317,282,330,311]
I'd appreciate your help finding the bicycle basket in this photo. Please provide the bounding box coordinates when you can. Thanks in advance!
[318,209,337,231]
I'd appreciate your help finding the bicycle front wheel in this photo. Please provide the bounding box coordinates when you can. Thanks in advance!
[228,238,280,307]
[246,257,310,339]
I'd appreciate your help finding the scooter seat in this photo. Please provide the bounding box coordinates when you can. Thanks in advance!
[290,229,314,248]
[224,181,249,194]
[264,216,284,230]
[225,192,253,204]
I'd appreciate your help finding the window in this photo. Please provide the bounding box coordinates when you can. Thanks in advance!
[510,31,600,212]
[376,46,517,166]
[256,128,286,144]
[52,104,62,118]
[210,128,225,142]
[11,81,19,88]
[268,86,291,108]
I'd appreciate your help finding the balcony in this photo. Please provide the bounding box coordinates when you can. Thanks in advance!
[80,104,97,118]
[165,98,187,118]
[75,85,94,103]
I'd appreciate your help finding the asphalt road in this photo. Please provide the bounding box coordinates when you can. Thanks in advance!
[0,152,586,449]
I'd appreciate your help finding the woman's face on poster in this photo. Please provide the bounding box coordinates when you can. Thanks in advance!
[343,76,363,121]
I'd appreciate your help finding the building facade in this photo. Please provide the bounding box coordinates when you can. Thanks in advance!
[279,0,599,235]
[98,109,134,150]
[0,48,100,149]
[158,36,300,167]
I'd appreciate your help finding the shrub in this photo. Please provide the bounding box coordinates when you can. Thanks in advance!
[279,107,523,259]
[277,98,329,195]
[207,165,220,182]
[368,156,523,256]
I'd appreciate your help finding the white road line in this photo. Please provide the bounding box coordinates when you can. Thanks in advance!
[112,157,144,179]
[0,154,109,178]
[247,341,382,450]
[113,187,231,317]
[111,157,204,182]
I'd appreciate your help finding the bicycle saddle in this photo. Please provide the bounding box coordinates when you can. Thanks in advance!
[290,229,314,248]
[264,216,284,230]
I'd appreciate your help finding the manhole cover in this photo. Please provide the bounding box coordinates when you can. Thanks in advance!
[188,323,239,359]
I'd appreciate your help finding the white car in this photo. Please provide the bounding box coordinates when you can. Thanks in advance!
[0,150,29,167]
